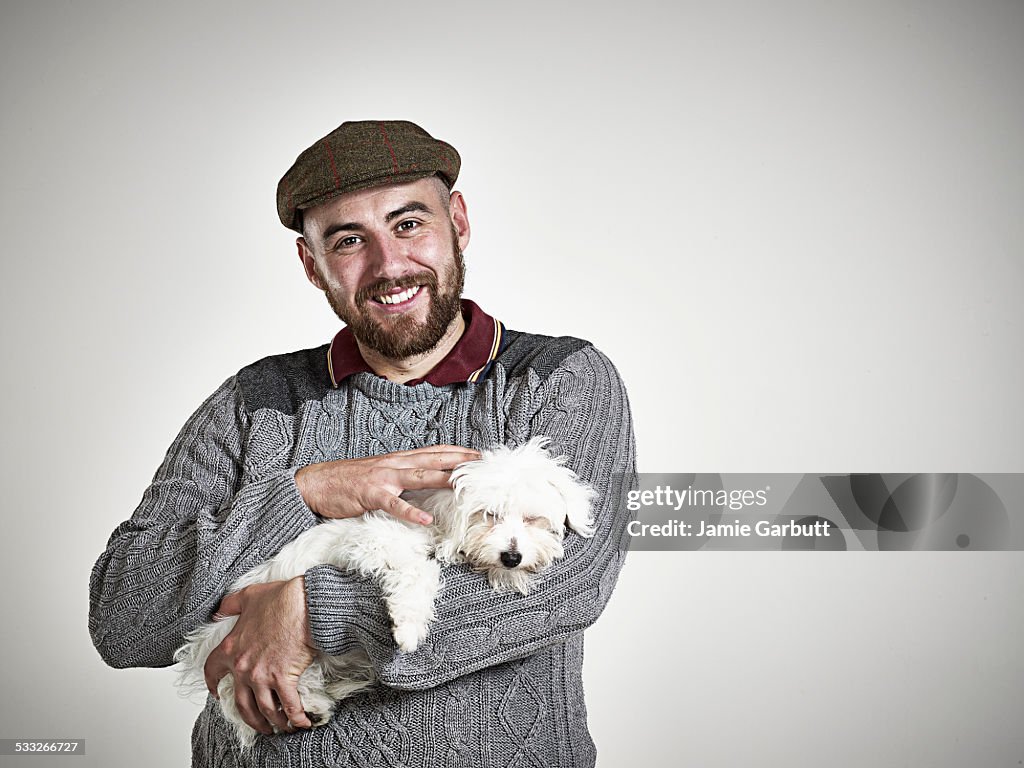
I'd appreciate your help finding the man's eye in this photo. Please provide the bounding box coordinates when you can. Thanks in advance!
[335,236,361,249]
[396,220,420,233]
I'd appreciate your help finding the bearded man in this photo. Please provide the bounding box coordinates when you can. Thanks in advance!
[90,120,636,768]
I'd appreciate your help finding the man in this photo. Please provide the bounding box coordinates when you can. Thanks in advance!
[90,120,636,767]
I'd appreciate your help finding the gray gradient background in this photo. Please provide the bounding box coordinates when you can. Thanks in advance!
[1,1,1022,766]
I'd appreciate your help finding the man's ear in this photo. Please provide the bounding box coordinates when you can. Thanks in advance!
[297,237,324,290]
[449,190,471,253]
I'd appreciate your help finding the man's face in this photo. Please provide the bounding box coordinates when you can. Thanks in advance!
[298,177,471,360]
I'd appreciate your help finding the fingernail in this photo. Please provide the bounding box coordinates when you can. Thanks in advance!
[419,512,433,524]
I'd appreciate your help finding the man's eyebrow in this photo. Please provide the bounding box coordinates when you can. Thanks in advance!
[321,220,362,242]
[384,201,434,223]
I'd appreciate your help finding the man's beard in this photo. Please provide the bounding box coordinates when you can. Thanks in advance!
[319,246,465,360]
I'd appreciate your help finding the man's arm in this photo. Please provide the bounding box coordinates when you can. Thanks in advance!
[303,343,637,690]
[92,372,478,732]
[88,377,320,669]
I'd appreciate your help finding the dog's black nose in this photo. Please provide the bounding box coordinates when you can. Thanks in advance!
[500,551,522,568]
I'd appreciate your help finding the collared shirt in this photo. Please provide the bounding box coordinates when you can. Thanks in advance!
[327,299,505,387]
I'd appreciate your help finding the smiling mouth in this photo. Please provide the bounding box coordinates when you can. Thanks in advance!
[373,285,422,306]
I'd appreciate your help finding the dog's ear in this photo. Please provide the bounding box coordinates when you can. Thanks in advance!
[551,474,597,538]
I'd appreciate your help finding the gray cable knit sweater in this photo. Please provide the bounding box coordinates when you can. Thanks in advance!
[89,330,636,768]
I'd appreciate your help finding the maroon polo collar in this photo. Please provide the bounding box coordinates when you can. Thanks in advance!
[327,299,505,387]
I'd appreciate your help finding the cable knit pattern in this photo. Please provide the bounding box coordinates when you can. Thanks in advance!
[90,330,636,768]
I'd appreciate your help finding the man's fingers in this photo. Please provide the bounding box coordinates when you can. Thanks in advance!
[374,465,483,524]
[215,590,243,619]
[380,492,433,525]
[234,684,273,735]
[386,444,479,459]
[204,647,229,697]
[380,447,480,469]
[278,687,312,729]
[394,467,468,491]
[254,687,291,733]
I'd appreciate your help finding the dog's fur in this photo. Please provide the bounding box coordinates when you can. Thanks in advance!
[174,437,595,749]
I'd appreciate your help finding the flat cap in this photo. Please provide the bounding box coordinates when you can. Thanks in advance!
[276,120,461,232]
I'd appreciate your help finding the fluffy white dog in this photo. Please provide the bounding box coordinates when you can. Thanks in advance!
[174,437,595,749]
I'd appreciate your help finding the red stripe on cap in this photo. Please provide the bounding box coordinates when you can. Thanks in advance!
[323,140,341,189]
[377,121,399,174]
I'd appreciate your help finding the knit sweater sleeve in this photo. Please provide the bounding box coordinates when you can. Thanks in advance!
[303,343,636,690]
[88,377,319,669]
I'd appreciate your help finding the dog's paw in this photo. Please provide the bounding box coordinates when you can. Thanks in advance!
[302,708,333,728]
[392,621,428,653]
[307,708,331,729]
[296,689,335,729]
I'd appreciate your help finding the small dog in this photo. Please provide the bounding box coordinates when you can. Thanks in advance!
[174,437,595,749]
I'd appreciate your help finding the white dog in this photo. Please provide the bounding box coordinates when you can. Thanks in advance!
[174,437,595,749]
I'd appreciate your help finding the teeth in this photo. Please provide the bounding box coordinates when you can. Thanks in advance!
[376,285,421,305]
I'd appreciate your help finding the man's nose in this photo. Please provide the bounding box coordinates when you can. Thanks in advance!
[366,236,409,277]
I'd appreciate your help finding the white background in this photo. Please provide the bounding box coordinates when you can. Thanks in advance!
[1,1,1022,766]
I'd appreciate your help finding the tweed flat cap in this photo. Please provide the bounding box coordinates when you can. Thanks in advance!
[276,120,461,232]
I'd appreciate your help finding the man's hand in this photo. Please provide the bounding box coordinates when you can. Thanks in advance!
[204,577,315,735]
[295,445,479,525]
